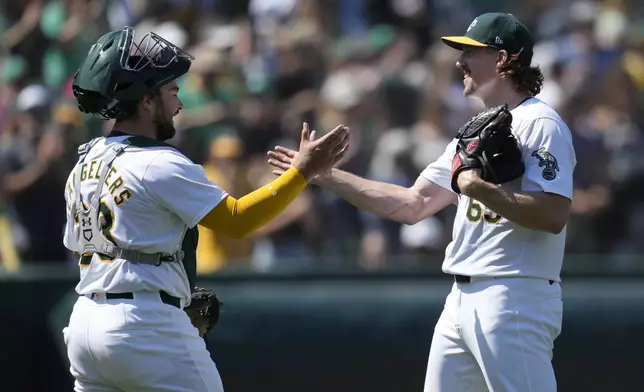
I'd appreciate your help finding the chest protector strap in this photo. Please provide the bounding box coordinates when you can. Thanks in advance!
[73,138,184,266]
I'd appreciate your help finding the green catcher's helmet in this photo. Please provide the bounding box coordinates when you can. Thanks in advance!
[72,27,193,120]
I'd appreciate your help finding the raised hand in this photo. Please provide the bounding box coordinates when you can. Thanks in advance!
[268,123,349,181]
[274,122,349,180]
[267,146,297,176]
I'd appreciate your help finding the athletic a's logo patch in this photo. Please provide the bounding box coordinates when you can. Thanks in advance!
[467,19,478,32]
[532,147,559,180]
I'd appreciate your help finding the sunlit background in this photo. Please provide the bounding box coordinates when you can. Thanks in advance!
[1,1,644,391]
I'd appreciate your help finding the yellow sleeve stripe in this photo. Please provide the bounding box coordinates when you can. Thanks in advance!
[0,214,20,272]
[200,167,308,238]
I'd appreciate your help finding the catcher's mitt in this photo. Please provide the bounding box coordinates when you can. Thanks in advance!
[450,104,525,193]
[184,287,221,338]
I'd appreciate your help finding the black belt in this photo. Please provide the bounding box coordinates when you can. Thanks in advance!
[454,274,554,285]
[86,291,181,309]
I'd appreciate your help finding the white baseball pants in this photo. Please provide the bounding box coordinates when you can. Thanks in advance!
[63,292,224,392]
[423,277,563,392]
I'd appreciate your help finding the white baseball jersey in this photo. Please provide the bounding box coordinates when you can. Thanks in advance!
[421,97,576,281]
[63,132,227,303]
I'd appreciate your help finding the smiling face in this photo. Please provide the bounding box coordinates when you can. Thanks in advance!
[154,80,183,141]
[139,80,183,141]
[456,46,504,100]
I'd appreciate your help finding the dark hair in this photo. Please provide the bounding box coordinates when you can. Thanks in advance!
[114,88,161,122]
[496,50,544,96]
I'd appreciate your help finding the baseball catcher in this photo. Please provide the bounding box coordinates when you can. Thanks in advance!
[184,287,221,338]
[450,104,525,193]
[62,24,349,392]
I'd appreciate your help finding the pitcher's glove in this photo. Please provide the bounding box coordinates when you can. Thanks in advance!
[184,287,221,338]
[451,104,525,194]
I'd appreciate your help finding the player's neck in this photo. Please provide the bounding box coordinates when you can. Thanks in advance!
[112,120,157,140]
[482,84,531,110]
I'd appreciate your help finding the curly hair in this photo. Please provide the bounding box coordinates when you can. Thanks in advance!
[496,50,544,97]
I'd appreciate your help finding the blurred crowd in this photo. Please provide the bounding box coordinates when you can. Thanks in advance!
[1,0,643,273]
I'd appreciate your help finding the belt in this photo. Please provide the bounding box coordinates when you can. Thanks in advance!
[86,291,181,309]
[454,274,554,285]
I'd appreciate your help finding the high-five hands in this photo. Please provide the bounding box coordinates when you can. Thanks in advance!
[268,123,350,181]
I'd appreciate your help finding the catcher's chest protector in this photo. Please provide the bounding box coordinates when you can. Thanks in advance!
[71,138,184,265]
[72,139,128,257]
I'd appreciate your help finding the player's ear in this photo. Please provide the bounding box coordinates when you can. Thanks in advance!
[140,93,155,113]
[496,50,509,66]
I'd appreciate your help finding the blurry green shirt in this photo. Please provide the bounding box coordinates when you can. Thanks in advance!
[40,1,101,88]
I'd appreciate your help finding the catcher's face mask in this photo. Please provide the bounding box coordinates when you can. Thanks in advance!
[119,27,193,73]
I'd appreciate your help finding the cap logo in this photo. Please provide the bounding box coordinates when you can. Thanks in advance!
[495,37,504,45]
[467,18,478,32]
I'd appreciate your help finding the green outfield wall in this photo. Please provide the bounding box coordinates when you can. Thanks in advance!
[2,261,644,392]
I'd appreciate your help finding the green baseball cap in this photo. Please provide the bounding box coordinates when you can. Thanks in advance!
[441,13,534,64]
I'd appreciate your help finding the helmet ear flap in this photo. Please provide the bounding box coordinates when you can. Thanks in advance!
[73,87,110,116]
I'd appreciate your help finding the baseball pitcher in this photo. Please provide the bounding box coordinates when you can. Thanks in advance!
[62,27,349,392]
[268,13,575,392]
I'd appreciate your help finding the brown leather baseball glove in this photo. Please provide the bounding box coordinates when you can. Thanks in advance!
[184,287,221,338]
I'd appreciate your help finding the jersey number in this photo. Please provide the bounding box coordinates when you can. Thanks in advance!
[99,200,116,245]
[465,198,502,224]
[79,200,116,266]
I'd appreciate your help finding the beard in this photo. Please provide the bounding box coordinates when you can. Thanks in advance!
[153,109,176,141]
[463,75,477,97]
[463,74,497,107]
